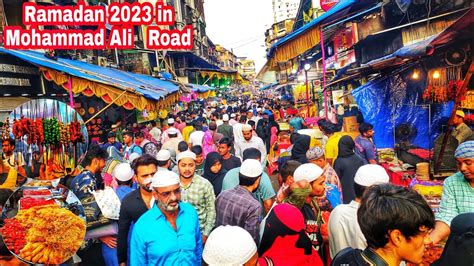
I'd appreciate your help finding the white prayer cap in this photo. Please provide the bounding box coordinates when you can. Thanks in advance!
[239,159,262,178]
[156,149,171,161]
[294,163,324,183]
[256,108,262,112]
[176,151,196,162]
[222,114,229,121]
[354,164,390,187]
[203,225,257,266]
[230,113,236,118]
[167,118,175,124]
[128,153,140,163]
[242,124,252,131]
[113,163,134,182]
[150,170,180,188]
[167,128,178,135]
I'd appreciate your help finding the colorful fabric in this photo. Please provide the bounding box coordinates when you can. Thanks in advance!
[436,172,474,226]
[180,174,216,236]
[454,140,474,158]
[258,204,322,266]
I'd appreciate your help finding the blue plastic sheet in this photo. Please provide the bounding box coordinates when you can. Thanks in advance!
[351,76,453,149]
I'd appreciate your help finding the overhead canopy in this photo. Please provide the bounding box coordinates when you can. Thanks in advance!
[189,84,216,92]
[259,82,279,91]
[267,0,375,65]
[0,48,180,111]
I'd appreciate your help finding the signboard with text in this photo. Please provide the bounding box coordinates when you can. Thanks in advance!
[0,54,41,96]
[320,0,339,11]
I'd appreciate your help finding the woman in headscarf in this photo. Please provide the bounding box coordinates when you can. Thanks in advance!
[290,134,311,164]
[203,152,227,196]
[333,136,365,204]
[202,130,216,158]
[432,213,474,266]
[258,203,323,266]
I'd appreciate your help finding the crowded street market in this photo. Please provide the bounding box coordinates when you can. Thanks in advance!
[0,0,473,265]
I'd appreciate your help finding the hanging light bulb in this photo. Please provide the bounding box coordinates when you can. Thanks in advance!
[432,70,440,79]
[411,70,419,80]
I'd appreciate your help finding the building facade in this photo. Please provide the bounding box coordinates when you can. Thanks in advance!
[272,0,300,23]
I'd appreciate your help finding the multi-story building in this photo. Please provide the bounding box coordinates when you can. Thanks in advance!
[264,19,295,50]
[215,45,237,71]
[272,0,300,23]
[237,57,256,80]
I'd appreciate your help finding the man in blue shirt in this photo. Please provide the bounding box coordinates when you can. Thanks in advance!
[101,132,122,152]
[123,131,142,161]
[289,113,306,133]
[354,123,378,164]
[221,148,275,214]
[130,170,202,265]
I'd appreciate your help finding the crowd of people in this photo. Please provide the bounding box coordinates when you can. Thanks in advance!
[0,96,473,266]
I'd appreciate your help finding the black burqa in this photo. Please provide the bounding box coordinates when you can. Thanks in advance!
[432,213,474,266]
[333,136,365,204]
[203,152,227,196]
[291,135,311,164]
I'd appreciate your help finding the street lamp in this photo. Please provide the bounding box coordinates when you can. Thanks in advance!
[304,63,311,117]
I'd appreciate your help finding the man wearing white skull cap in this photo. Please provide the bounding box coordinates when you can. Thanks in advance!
[234,123,267,162]
[216,159,263,244]
[203,225,259,266]
[160,117,183,144]
[130,169,202,265]
[328,164,389,258]
[177,150,216,244]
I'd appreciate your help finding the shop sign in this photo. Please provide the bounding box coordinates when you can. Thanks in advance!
[0,54,40,96]
[320,0,339,11]
[326,24,356,69]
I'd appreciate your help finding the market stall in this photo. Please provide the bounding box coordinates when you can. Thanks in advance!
[2,99,88,180]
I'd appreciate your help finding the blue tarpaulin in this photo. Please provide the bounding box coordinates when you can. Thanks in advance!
[190,84,216,92]
[0,48,179,101]
[351,76,453,149]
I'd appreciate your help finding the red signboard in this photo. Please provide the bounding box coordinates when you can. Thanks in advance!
[320,0,339,11]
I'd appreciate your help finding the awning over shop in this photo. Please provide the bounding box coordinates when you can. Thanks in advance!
[0,48,180,111]
[259,82,279,91]
[168,51,220,70]
[190,84,216,92]
[362,8,474,68]
[267,0,360,64]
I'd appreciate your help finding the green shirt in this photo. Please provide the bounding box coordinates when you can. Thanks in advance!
[436,172,474,226]
[221,167,276,206]
[181,174,216,236]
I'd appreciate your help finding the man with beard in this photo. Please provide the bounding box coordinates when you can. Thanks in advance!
[118,155,158,266]
[235,124,267,163]
[429,140,474,245]
[177,150,216,244]
[216,159,263,244]
[71,144,108,265]
[293,163,327,257]
[130,170,202,265]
